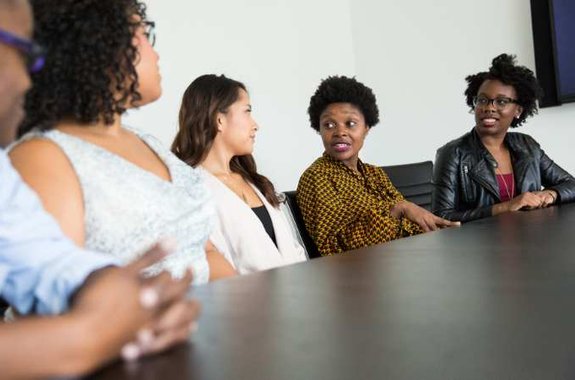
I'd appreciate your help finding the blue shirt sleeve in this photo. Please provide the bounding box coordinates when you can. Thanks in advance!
[0,151,118,315]
[0,266,7,295]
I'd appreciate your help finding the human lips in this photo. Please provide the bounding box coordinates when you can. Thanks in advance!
[480,116,499,127]
[14,99,25,120]
[14,106,24,123]
[332,141,351,153]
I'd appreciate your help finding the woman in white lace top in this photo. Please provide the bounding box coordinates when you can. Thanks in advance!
[9,0,236,283]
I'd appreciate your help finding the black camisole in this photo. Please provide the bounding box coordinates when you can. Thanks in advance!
[251,205,277,247]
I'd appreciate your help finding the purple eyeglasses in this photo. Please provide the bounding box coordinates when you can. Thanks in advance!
[0,28,45,73]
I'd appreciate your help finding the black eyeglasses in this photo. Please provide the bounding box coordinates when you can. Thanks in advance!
[0,28,45,73]
[473,96,519,111]
[142,21,156,47]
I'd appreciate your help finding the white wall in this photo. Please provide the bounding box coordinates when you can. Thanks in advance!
[125,0,356,191]
[126,0,575,191]
[349,0,575,174]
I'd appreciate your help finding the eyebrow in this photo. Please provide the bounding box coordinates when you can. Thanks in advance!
[477,92,514,98]
[320,111,360,119]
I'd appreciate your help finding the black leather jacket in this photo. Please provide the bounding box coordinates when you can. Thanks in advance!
[432,128,575,222]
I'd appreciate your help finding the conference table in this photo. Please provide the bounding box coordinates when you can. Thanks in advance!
[93,203,575,379]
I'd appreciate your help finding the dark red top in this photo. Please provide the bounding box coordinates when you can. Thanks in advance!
[496,173,515,202]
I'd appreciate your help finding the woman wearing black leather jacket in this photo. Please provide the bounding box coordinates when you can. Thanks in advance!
[432,54,575,222]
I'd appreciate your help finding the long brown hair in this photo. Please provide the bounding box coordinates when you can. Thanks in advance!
[171,74,280,207]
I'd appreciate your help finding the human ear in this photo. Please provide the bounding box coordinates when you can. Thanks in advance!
[216,114,225,132]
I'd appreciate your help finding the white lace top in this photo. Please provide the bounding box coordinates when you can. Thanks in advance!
[15,127,214,284]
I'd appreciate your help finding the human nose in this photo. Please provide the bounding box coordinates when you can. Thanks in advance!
[333,123,347,136]
[483,98,498,111]
[18,63,32,95]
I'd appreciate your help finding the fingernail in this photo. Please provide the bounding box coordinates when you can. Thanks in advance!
[189,321,199,334]
[158,237,177,253]
[121,343,141,361]
[140,287,159,309]
[137,328,154,346]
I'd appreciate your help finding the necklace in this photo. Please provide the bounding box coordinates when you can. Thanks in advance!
[495,166,515,200]
[214,172,250,204]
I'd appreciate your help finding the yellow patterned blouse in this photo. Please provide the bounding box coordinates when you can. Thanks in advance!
[296,154,422,256]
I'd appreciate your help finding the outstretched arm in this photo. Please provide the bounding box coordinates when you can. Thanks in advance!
[297,171,408,256]
[538,146,575,203]
[0,242,200,379]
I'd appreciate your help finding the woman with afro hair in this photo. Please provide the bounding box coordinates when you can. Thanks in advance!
[9,0,236,282]
[432,54,575,222]
[297,76,457,256]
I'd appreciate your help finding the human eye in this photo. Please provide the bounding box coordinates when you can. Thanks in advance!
[495,98,510,107]
[476,96,489,106]
[322,121,336,129]
[142,21,155,38]
[347,120,357,128]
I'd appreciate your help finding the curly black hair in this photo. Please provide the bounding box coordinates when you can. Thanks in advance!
[308,76,380,131]
[464,54,543,128]
[19,0,148,135]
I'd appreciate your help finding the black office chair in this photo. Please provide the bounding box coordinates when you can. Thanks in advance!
[382,160,434,210]
[282,191,321,259]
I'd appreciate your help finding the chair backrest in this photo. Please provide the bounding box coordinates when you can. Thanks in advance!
[382,160,434,210]
[282,191,321,259]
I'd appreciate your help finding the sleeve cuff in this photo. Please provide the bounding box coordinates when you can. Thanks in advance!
[34,251,119,315]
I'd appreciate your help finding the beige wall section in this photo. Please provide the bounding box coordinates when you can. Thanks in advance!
[126,0,575,191]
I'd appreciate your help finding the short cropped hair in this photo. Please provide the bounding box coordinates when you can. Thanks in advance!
[308,76,380,131]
